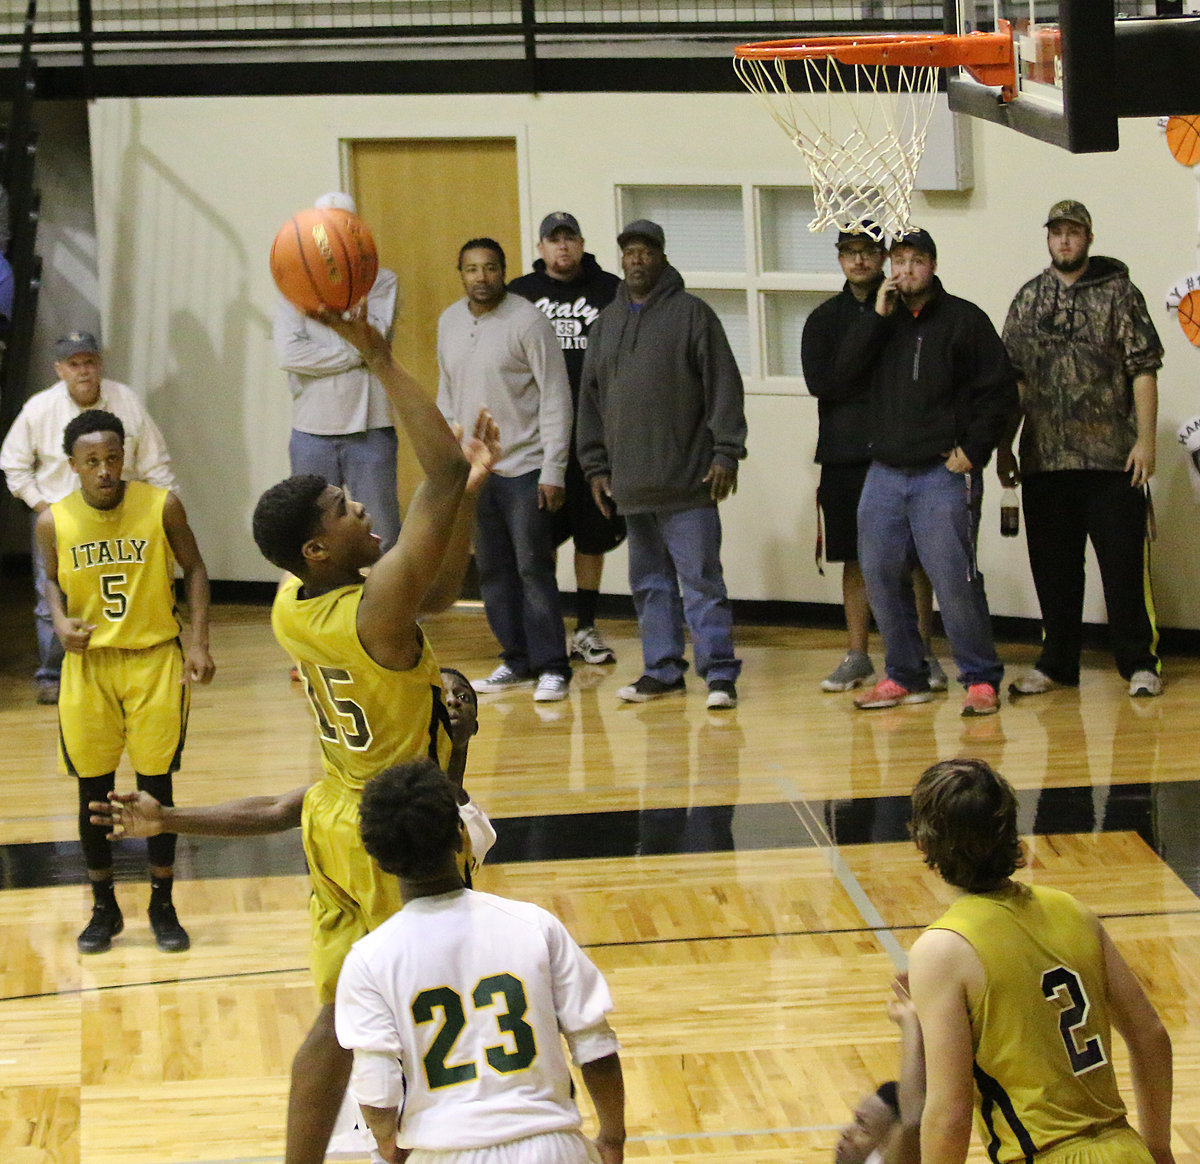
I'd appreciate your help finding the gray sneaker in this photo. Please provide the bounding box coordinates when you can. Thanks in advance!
[820,653,875,692]
[1008,668,1058,697]
[570,626,616,665]
[926,655,949,692]
[1128,670,1162,698]
[472,665,535,694]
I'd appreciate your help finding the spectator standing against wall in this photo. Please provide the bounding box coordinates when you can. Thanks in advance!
[273,192,403,553]
[999,200,1165,700]
[509,211,626,668]
[578,219,747,710]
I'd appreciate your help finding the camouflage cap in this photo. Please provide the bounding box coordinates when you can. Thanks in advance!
[1044,199,1092,231]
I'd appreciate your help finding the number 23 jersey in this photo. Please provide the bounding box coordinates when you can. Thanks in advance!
[335,888,619,1151]
[929,883,1129,1162]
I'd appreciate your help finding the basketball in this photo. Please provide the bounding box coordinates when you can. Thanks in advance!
[1165,115,1200,167]
[270,207,378,314]
[1177,288,1200,347]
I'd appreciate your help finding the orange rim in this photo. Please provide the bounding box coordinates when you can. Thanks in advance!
[735,21,1015,96]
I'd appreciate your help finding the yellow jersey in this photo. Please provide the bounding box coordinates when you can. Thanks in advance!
[52,480,179,650]
[272,575,450,792]
[930,884,1130,1163]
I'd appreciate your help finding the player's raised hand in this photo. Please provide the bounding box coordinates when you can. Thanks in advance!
[461,408,500,494]
[56,617,95,654]
[312,307,392,367]
[88,790,166,839]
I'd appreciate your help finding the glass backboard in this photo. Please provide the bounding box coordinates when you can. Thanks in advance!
[950,0,1200,152]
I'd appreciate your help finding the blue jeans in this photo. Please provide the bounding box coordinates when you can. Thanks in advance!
[474,471,570,679]
[32,516,64,682]
[626,506,740,686]
[289,427,401,551]
[858,462,1002,691]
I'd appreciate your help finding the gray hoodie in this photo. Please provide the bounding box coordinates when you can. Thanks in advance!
[576,264,747,515]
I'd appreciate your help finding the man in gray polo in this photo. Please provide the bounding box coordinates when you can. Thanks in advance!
[436,236,574,703]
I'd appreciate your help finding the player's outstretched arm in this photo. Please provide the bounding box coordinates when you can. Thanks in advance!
[162,492,215,684]
[908,930,977,1164]
[883,973,926,1164]
[420,409,500,614]
[317,312,469,668]
[35,508,94,653]
[1101,922,1174,1164]
[89,786,308,838]
[580,1052,626,1164]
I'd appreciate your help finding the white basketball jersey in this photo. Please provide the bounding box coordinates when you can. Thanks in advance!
[336,889,617,1152]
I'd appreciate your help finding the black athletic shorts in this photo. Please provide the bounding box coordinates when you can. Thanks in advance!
[819,461,871,563]
[552,449,627,555]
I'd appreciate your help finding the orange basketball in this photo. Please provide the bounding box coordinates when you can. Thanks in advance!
[270,207,378,314]
[1177,288,1200,347]
[1165,115,1200,167]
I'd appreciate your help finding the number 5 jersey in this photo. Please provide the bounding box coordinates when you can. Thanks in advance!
[52,480,179,649]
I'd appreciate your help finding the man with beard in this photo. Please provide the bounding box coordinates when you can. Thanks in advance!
[999,201,1164,699]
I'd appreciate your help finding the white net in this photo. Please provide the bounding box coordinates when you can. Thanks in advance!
[735,53,940,241]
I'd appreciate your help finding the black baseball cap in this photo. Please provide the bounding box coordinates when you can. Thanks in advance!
[837,221,885,250]
[889,228,937,260]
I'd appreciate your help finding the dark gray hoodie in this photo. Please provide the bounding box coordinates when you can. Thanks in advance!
[576,264,747,515]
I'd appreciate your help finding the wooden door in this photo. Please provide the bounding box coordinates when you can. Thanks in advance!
[351,138,521,510]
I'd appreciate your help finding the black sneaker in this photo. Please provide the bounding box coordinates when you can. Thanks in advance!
[78,901,124,954]
[706,680,738,709]
[149,901,191,952]
[616,674,686,703]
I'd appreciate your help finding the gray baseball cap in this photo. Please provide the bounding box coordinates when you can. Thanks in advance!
[617,219,665,249]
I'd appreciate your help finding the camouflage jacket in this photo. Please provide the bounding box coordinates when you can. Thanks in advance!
[1002,256,1163,474]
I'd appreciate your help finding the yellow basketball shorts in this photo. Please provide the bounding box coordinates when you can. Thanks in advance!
[1036,1124,1154,1164]
[303,778,403,1004]
[58,640,189,779]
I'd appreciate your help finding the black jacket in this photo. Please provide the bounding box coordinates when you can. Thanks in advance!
[837,277,1018,470]
[801,281,881,464]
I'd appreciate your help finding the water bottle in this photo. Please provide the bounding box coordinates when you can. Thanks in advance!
[1000,487,1020,537]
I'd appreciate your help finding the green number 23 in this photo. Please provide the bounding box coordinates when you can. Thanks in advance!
[412,973,538,1089]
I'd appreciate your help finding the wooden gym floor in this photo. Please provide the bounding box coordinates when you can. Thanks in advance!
[2,591,1199,1164]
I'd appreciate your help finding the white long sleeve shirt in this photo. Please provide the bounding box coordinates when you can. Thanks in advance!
[0,379,177,509]
[273,268,399,436]
[436,293,572,486]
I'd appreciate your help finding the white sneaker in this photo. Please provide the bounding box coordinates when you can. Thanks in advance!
[533,673,570,702]
[472,665,535,694]
[1128,670,1162,698]
[1008,668,1059,696]
[570,626,616,665]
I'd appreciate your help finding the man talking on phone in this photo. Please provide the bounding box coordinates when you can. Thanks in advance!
[831,228,1017,717]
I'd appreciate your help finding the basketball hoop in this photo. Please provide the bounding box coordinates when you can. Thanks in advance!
[735,24,1015,241]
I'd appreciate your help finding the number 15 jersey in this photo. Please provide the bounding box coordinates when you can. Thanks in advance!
[929,884,1130,1163]
[336,888,619,1152]
[272,576,450,793]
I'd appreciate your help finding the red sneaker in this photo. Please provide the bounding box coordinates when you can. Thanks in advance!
[854,678,933,710]
[961,683,999,717]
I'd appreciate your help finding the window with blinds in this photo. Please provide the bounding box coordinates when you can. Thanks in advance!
[617,182,845,394]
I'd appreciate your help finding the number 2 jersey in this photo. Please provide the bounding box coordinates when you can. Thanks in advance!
[928,884,1132,1163]
[272,575,451,792]
[335,888,619,1151]
[52,481,179,649]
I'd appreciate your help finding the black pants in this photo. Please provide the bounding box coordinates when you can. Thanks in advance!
[1023,470,1159,684]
